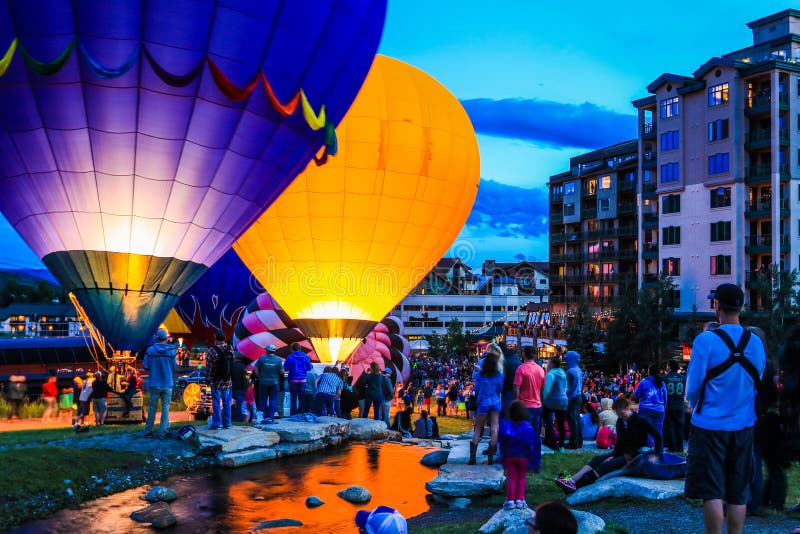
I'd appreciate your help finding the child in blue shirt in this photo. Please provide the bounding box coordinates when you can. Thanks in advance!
[499,400,539,509]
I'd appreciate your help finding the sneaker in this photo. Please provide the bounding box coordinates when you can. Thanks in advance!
[259,419,271,425]
[222,425,231,429]
[554,477,577,495]
[207,425,221,430]
[515,500,529,509]
[502,500,516,510]
[266,419,279,425]
[142,432,154,438]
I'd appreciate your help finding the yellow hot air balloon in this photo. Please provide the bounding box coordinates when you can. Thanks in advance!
[234,55,480,363]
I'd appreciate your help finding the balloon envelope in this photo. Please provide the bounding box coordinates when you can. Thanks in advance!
[234,55,481,364]
[175,249,262,347]
[0,0,386,349]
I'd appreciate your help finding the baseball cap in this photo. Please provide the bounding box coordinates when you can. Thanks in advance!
[708,283,744,308]
[355,506,408,534]
[156,329,168,341]
[266,344,277,352]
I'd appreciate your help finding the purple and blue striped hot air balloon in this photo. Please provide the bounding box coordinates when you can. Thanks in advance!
[0,0,386,350]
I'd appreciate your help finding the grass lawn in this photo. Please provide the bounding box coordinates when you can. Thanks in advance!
[0,445,148,498]
[434,415,474,436]
[0,420,192,447]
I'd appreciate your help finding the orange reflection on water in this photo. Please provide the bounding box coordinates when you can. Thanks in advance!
[213,442,435,533]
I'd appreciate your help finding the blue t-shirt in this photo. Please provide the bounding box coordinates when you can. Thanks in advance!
[635,376,667,414]
[687,325,766,431]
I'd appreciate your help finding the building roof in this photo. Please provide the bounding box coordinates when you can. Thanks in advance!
[746,8,800,29]
[0,303,77,321]
[646,73,695,93]
[570,139,638,166]
[529,261,549,274]
[692,57,738,79]
[631,95,656,108]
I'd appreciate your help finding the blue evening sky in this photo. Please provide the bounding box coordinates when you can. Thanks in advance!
[0,2,778,272]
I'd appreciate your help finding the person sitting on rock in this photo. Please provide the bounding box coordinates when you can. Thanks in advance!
[413,410,433,438]
[554,396,663,494]
[392,402,413,437]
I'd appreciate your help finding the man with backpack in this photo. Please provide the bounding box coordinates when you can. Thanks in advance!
[254,344,283,424]
[206,329,234,430]
[686,283,766,534]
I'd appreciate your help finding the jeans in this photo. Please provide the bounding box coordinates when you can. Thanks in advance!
[504,457,528,501]
[542,407,567,449]
[567,396,583,447]
[362,397,382,420]
[748,445,763,515]
[289,381,306,415]
[210,387,232,428]
[638,407,665,447]
[334,397,342,418]
[318,393,335,416]
[382,400,392,427]
[144,386,172,435]
[259,384,279,421]
[663,406,685,452]
[232,389,246,422]
[527,407,543,472]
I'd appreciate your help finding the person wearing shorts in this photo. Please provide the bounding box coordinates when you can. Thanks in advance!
[685,284,766,534]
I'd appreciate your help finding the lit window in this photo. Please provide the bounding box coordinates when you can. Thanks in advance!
[708,153,730,175]
[599,175,611,189]
[564,182,576,195]
[708,83,729,106]
[660,97,679,118]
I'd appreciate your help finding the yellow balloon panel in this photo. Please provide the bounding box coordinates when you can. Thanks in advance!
[235,55,480,335]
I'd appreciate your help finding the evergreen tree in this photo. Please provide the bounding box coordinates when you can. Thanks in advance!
[742,265,800,358]
[565,302,597,364]
[424,331,447,360]
[443,317,467,356]
[634,273,678,367]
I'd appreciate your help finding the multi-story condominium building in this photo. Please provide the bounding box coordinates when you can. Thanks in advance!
[394,258,549,342]
[632,8,800,315]
[548,140,639,325]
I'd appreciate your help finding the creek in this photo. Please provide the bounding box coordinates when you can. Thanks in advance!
[11,442,435,533]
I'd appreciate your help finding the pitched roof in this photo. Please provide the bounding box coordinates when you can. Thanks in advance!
[0,303,77,320]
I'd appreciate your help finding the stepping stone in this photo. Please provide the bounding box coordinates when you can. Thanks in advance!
[216,447,277,468]
[258,417,349,442]
[420,449,450,467]
[425,463,505,497]
[479,507,605,534]
[446,440,492,464]
[195,426,279,453]
[566,476,684,505]
[347,418,389,440]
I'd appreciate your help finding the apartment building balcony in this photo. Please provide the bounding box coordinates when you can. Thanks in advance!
[744,269,772,289]
[550,211,563,223]
[551,275,586,284]
[618,201,637,215]
[642,121,656,139]
[618,179,636,192]
[549,233,565,244]
[642,212,658,229]
[642,182,657,199]
[745,198,790,218]
[586,273,638,284]
[745,93,789,115]
[745,128,789,150]
[642,243,659,258]
[551,253,584,263]
[551,193,564,203]
[586,249,637,261]
[745,164,790,185]
[548,295,619,306]
[581,207,597,219]
[582,187,596,199]
[745,234,772,254]
[642,152,657,169]
[643,273,659,286]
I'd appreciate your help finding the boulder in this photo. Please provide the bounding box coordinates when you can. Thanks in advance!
[420,449,450,467]
[348,418,390,440]
[446,440,492,465]
[216,447,277,468]
[566,477,684,505]
[337,486,372,504]
[261,417,349,442]
[306,496,325,508]
[425,464,505,497]
[440,434,459,441]
[196,426,279,453]
[457,431,474,440]
[479,507,605,534]
[252,519,303,529]
[427,494,471,510]
[130,501,177,529]
[273,440,329,457]
[386,430,404,442]
[144,486,177,503]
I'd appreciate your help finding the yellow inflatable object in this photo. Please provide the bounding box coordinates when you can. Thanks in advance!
[235,55,480,363]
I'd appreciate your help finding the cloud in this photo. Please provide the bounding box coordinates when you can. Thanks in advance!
[462,98,637,149]
[448,178,550,266]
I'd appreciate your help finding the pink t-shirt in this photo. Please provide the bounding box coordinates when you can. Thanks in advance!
[513,361,546,408]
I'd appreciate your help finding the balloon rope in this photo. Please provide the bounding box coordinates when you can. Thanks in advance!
[68,291,113,360]
[0,38,17,77]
